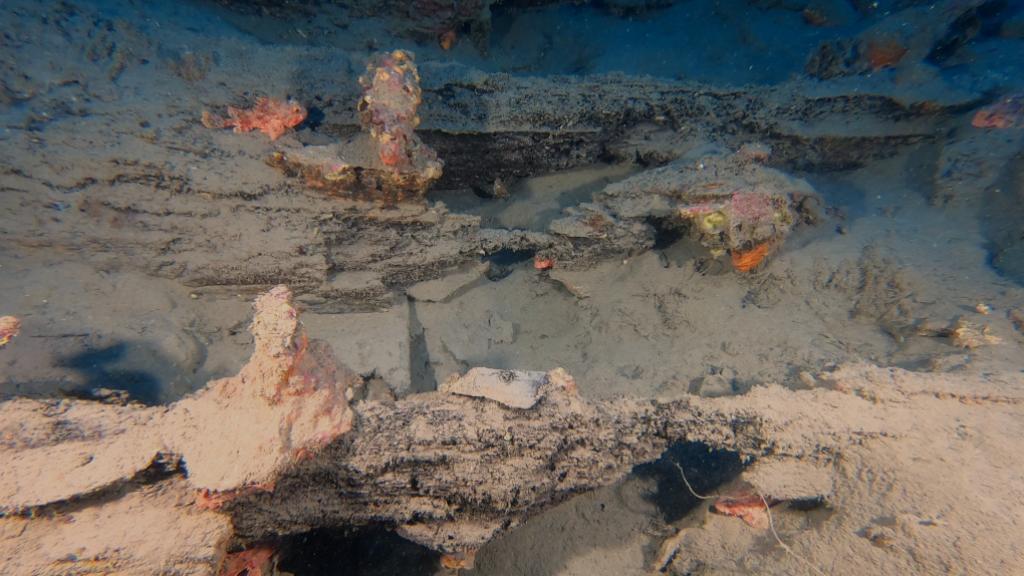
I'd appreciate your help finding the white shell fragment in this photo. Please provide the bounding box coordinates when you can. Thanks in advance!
[440,367,549,409]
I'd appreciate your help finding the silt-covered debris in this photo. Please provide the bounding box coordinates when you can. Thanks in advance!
[2,287,1024,575]
[543,145,818,272]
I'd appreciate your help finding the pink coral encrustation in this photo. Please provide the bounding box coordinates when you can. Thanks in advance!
[203,97,307,140]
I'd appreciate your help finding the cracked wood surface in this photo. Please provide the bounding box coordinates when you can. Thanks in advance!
[1,66,975,311]
[4,361,1021,571]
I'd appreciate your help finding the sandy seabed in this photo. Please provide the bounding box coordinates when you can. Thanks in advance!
[1,0,1023,574]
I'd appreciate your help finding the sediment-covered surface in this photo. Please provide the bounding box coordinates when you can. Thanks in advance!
[2,289,1022,575]
[2,0,1024,574]
[0,0,997,312]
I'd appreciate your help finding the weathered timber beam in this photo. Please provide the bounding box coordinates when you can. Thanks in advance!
[225,382,768,553]
[3,287,1023,574]
[309,69,977,188]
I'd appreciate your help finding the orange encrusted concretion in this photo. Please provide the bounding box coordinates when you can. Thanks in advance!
[731,242,771,272]
[712,490,774,529]
[358,49,432,170]
[439,29,457,51]
[534,256,555,271]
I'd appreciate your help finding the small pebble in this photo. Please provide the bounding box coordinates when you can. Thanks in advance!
[798,371,817,388]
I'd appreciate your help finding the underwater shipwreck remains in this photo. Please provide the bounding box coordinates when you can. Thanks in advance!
[2,286,1022,575]
[542,145,817,271]
[3,0,1024,570]
[0,62,976,311]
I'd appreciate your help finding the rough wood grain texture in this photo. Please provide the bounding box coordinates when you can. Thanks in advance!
[1,55,977,310]
[320,67,979,189]
[42,357,1016,570]
[224,362,1024,570]
[0,140,546,313]
[0,0,987,312]
[3,287,1023,574]
[224,373,765,553]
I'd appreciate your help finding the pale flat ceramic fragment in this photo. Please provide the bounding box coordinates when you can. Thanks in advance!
[440,367,549,409]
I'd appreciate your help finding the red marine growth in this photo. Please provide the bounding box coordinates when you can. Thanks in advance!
[203,97,307,141]
[218,545,275,576]
[712,487,776,529]
[972,93,1024,129]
